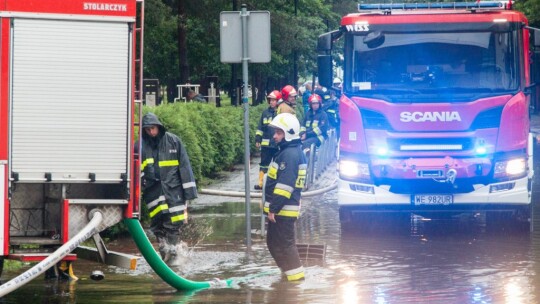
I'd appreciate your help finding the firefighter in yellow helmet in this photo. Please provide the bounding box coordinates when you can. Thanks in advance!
[264,113,307,281]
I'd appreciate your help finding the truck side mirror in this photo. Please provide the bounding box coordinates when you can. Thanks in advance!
[318,55,333,88]
[317,33,332,53]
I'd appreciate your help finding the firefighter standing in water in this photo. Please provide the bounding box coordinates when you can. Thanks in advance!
[254,90,281,190]
[277,85,297,115]
[140,113,198,266]
[264,113,307,281]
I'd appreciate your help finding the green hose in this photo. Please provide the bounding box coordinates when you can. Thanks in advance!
[124,218,233,291]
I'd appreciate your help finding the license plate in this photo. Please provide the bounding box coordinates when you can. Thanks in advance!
[412,194,453,205]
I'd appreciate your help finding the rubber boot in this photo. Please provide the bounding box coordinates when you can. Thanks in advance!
[164,234,179,267]
[157,236,169,261]
[254,171,264,190]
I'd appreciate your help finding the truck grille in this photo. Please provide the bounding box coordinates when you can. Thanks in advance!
[388,137,473,151]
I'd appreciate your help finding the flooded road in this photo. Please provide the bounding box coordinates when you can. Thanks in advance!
[2,180,540,303]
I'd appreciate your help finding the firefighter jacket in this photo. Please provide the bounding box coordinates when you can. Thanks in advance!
[140,113,198,220]
[300,108,329,144]
[263,139,307,219]
[277,101,295,115]
[323,97,339,129]
[255,107,278,149]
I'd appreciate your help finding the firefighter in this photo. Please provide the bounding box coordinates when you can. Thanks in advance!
[300,93,329,150]
[254,90,281,190]
[323,90,340,138]
[277,85,297,115]
[264,113,307,282]
[140,113,198,266]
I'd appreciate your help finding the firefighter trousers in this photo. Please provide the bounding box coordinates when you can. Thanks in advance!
[266,217,304,281]
[259,147,278,173]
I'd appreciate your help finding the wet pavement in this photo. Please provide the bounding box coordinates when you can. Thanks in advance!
[2,142,540,303]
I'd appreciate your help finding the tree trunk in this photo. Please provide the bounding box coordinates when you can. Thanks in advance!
[178,0,189,84]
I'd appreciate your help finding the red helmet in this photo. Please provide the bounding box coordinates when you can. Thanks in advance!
[281,85,298,101]
[308,94,322,105]
[267,90,282,101]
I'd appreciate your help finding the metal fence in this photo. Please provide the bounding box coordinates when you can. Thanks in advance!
[305,129,338,190]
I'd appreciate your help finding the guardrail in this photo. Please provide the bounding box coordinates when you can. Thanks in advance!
[305,129,338,189]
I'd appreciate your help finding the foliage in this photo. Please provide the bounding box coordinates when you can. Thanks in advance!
[142,102,265,185]
[143,0,342,95]
[515,0,540,27]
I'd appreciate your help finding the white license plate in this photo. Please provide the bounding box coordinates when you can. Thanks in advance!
[412,194,453,205]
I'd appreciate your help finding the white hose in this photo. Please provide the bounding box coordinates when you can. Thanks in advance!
[200,180,337,198]
[0,210,103,297]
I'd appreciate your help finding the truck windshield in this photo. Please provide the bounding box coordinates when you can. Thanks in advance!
[347,30,521,101]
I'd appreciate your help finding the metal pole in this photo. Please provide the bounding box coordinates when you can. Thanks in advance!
[241,4,252,248]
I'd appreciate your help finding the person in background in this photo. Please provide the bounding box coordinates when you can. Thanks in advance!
[254,90,281,190]
[300,94,329,151]
[277,85,297,115]
[140,113,198,266]
[301,83,312,116]
[187,89,206,102]
[264,113,307,282]
[323,90,340,138]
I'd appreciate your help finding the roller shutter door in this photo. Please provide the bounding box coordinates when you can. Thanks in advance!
[10,18,131,182]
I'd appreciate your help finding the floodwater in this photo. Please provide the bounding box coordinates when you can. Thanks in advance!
[2,181,540,303]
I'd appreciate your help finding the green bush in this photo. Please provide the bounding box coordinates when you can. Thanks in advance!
[142,102,266,185]
[103,102,266,238]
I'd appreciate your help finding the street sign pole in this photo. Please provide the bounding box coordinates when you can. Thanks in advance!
[220,6,270,249]
[240,4,252,248]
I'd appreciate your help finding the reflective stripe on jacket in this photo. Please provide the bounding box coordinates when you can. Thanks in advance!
[141,113,198,218]
[255,107,277,149]
[300,108,328,144]
[263,139,307,219]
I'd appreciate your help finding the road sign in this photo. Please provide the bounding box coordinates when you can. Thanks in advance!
[219,11,270,63]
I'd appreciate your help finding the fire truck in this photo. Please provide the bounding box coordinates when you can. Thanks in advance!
[0,0,143,276]
[317,2,540,229]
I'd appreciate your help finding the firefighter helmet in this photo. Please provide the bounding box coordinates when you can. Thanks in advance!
[281,85,298,101]
[308,94,322,105]
[267,90,282,101]
[269,113,300,142]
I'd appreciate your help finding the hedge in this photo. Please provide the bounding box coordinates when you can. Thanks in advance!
[142,102,265,185]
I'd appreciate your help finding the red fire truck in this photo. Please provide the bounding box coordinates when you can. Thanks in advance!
[317,1,540,229]
[0,0,143,275]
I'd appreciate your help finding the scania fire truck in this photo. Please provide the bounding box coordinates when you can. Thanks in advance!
[317,1,540,229]
[0,0,143,275]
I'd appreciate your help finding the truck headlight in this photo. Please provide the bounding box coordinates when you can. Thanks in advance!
[339,160,370,179]
[494,158,526,178]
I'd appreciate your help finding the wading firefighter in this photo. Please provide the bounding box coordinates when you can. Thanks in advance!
[264,113,307,281]
[140,113,198,265]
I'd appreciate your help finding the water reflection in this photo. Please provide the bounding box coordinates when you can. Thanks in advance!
[1,188,539,303]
